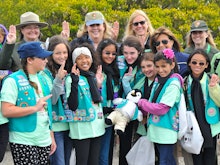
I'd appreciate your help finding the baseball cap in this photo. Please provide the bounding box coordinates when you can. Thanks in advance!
[18,42,53,59]
[190,20,208,32]
[85,11,105,26]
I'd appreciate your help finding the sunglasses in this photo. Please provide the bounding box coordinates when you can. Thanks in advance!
[154,40,169,47]
[191,61,205,66]
[104,51,117,56]
[132,21,145,26]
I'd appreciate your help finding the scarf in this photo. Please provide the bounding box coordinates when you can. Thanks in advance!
[143,77,154,99]
[190,72,213,148]
[118,59,139,97]
[80,70,101,103]
[151,71,173,103]
[102,64,115,100]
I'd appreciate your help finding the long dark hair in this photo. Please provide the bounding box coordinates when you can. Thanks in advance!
[47,35,72,77]
[187,48,211,73]
[154,51,179,73]
[96,38,120,85]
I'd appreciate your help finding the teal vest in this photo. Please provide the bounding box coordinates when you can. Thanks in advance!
[148,77,180,131]
[186,73,219,124]
[7,70,52,132]
[43,69,69,122]
[64,75,98,122]
[117,55,144,96]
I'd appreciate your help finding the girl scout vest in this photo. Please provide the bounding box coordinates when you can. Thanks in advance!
[63,75,98,122]
[148,77,180,131]
[7,70,52,132]
[43,69,69,122]
[186,73,219,124]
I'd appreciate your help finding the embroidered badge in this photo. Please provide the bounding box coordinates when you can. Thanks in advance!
[207,107,216,117]
[152,115,160,123]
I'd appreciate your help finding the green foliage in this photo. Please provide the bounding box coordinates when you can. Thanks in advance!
[0,0,219,48]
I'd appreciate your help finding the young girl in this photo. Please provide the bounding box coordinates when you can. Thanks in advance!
[184,49,220,165]
[136,52,157,136]
[65,44,105,165]
[0,24,8,51]
[96,38,120,165]
[117,35,144,165]
[1,42,56,164]
[40,35,73,165]
[138,48,182,165]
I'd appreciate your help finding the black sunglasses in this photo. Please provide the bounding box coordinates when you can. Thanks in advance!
[132,21,145,26]
[104,51,117,56]
[191,61,205,66]
[154,40,169,47]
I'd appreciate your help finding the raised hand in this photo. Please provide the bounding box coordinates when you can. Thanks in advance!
[123,67,133,82]
[96,65,103,89]
[71,63,80,76]
[35,94,52,112]
[111,21,119,41]
[56,61,67,80]
[6,25,16,44]
[209,74,220,87]
[60,21,70,40]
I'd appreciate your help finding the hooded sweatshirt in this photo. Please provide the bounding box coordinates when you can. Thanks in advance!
[0,24,8,51]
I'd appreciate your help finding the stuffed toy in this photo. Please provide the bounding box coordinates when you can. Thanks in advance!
[105,89,143,135]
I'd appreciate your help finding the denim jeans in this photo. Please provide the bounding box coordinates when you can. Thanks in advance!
[156,143,176,165]
[99,126,114,165]
[50,131,73,165]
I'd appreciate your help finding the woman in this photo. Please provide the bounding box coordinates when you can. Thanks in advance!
[184,49,220,165]
[1,42,56,164]
[184,20,219,61]
[123,9,154,51]
[0,12,69,72]
[150,26,189,78]
[70,11,119,50]
[117,35,144,165]
[0,12,48,72]
[40,35,73,165]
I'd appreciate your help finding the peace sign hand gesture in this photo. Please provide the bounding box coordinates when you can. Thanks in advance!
[56,61,67,80]
[35,94,52,112]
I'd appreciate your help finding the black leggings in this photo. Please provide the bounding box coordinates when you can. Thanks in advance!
[119,120,138,165]
[192,136,217,165]
[73,136,102,165]
[0,123,9,162]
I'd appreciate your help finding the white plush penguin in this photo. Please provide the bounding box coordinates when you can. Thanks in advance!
[105,89,143,135]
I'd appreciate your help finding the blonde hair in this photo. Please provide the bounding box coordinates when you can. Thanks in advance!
[185,30,217,48]
[76,17,112,39]
[123,10,154,40]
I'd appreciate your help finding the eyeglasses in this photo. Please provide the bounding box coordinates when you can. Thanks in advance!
[104,51,117,56]
[154,40,169,47]
[191,61,205,66]
[132,21,146,26]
